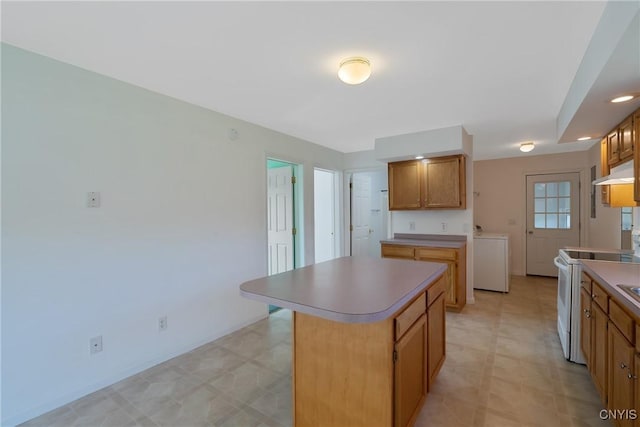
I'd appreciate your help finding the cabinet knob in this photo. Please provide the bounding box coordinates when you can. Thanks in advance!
[620,362,627,369]
[628,372,637,380]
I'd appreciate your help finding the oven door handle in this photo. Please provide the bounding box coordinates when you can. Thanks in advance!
[553,256,568,272]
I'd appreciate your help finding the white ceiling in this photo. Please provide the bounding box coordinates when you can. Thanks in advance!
[2,1,639,160]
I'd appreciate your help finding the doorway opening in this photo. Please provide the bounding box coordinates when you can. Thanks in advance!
[314,168,340,263]
[267,158,302,313]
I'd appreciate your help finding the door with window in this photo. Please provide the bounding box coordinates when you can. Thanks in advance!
[526,173,580,276]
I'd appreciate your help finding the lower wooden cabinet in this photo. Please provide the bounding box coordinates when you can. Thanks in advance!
[394,314,426,427]
[381,243,466,311]
[580,286,592,365]
[581,271,639,427]
[427,289,446,386]
[608,323,636,427]
[592,303,608,400]
[633,354,640,427]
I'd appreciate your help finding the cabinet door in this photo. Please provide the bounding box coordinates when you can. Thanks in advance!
[608,323,635,427]
[608,130,620,166]
[580,287,592,365]
[591,303,608,401]
[635,354,639,427]
[422,156,465,209]
[619,116,634,161]
[394,314,426,427]
[416,255,456,307]
[427,292,445,387]
[389,161,421,210]
[634,111,640,203]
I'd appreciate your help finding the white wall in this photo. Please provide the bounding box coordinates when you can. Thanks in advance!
[1,44,343,425]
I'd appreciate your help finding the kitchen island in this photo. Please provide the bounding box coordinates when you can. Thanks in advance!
[240,256,447,427]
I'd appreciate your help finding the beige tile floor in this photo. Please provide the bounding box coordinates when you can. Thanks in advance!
[20,275,611,427]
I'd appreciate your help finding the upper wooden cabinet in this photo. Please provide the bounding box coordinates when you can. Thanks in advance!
[634,109,640,203]
[388,160,422,209]
[608,129,621,166]
[388,155,466,210]
[604,111,635,168]
[619,116,634,161]
[600,108,640,207]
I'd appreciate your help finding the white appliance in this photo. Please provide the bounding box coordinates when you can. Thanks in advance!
[473,233,510,292]
[554,247,637,364]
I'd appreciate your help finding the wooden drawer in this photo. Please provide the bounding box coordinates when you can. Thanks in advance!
[580,273,592,292]
[395,293,426,340]
[609,299,635,345]
[415,247,457,261]
[591,282,608,313]
[381,244,415,259]
[426,275,446,307]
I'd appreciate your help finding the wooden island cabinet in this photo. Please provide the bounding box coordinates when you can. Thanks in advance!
[240,257,448,427]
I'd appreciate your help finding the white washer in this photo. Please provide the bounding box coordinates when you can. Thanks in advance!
[473,232,510,292]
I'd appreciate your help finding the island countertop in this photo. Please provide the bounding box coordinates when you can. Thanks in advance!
[240,256,447,323]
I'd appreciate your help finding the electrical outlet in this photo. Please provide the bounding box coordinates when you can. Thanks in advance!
[87,192,100,208]
[441,222,448,232]
[90,336,103,354]
[409,221,416,231]
[159,316,168,332]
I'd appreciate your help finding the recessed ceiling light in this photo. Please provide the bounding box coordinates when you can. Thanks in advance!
[611,95,634,103]
[577,136,591,141]
[338,57,371,85]
[520,142,535,153]
[415,155,424,160]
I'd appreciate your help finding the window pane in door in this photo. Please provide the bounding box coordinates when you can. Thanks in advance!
[533,180,572,229]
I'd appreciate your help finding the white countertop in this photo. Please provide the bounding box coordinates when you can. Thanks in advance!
[240,256,447,323]
[581,260,640,318]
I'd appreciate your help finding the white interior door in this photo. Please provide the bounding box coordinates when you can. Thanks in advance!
[351,174,372,256]
[314,169,336,263]
[526,173,580,276]
[268,166,294,275]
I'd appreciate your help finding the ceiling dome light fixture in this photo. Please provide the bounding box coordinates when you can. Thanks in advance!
[577,136,591,141]
[520,142,535,153]
[338,57,371,85]
[611,95,634,103]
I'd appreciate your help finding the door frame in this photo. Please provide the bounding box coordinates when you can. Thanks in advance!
[522,167,587,275]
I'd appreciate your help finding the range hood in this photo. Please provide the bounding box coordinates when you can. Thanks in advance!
[592,161,635,185]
